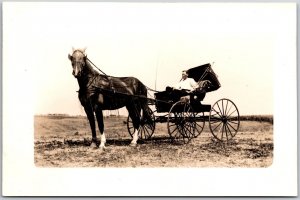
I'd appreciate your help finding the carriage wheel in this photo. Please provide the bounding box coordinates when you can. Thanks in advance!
[209,98,240,142]
[127,108,155,140]
[194,112,205,138]
[167,101,196,144]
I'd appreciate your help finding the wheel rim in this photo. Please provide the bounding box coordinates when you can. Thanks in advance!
[209,98,240,142]
[127,108,155,140]
[167,101,196,144]
[194,112,205,138]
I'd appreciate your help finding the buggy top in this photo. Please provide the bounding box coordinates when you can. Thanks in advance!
[186,63,221,93]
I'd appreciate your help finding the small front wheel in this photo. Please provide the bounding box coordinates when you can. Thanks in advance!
[167,101,196,144]
[127,107,155,140]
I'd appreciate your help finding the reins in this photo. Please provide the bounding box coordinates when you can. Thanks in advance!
[86,57,108,76]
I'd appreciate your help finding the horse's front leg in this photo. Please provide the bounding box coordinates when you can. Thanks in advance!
[95,108,106,149]
[84,105,98,148]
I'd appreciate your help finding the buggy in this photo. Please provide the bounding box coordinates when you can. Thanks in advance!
[127,63,240,144]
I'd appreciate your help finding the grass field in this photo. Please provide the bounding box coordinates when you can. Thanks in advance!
[34,115,273,167]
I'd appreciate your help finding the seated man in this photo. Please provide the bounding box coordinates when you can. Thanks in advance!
[173,70,198,92]
[164,70,199,103]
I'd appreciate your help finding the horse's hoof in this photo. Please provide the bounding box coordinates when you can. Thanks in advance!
[99,146,106,150]
[90,142,98,149]
[130,142,137,147]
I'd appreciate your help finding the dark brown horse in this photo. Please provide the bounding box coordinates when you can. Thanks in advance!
[68,48,149,148]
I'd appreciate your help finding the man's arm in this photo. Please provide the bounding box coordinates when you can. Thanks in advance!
[189,78,199,91]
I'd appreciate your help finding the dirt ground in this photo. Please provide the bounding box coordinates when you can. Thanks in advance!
[34,115,273,167]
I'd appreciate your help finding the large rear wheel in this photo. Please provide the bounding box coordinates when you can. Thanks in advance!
[209,98,240,142]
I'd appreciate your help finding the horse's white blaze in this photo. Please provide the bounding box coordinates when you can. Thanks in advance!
[131,129,139,144]
[74,65,79,76]
[100,133,106,148]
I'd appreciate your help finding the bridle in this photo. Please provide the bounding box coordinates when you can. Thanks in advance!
[71,50,86,77]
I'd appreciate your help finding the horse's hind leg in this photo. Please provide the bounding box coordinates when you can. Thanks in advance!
[84,105,98,148]
[126,104,141,146]
[95,108,106,149]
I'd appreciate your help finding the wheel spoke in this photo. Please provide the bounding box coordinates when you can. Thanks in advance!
[216,102,223,116]
[228,120,239,125]
[142,127,147,139]
[184,123,195,129]
[174,126,182,138]
[225,123,234,138]
[182,126,189,137]
[145,123,154,130]
[222,99,225,116]
[185,123,194,137]
[144,126,151,137]
[221,124,224,141]
[227,116,239,121]
[227,109,237,118]
[196,122,204,129]
[211,108,222,118]
[185,126,194,138]
[226,103,233,116]
[225,100,229,116]
[212,121,223,132]
[224,123,229,141]
[170,125,180,135]
[227,121,238,132]
[210,113,221,117]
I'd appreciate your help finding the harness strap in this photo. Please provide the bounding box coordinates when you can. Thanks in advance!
[86,57,108,76]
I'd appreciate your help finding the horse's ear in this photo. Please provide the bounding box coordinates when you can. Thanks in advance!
[68,54,72,60]
[72,47,75,52]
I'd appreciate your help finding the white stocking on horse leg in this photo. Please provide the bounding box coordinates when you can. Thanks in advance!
[100,133,106,149]
[130,129,139,146]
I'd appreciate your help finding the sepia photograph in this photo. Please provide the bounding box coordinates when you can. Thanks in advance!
[2,2,297,196]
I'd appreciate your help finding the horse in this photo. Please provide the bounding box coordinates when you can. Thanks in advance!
[68,48,150,149]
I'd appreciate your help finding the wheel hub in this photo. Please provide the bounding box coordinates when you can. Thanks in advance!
[221,116,228,123]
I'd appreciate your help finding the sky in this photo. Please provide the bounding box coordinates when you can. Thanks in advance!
[3,2,296,116]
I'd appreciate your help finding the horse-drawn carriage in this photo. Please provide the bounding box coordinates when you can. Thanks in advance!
[69,49,240,148]
[127,63,240,144]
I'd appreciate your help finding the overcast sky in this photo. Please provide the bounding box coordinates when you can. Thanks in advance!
[3,2,296,116]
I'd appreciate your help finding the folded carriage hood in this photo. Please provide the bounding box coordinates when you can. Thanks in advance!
[187,63,221,92]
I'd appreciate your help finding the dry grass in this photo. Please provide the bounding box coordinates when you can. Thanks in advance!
[34,115,273,168]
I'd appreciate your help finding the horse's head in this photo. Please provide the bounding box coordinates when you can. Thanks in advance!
[68,48,87,78]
